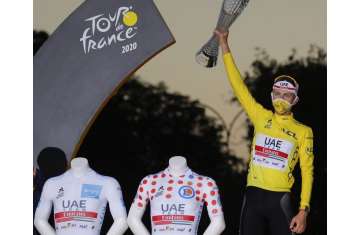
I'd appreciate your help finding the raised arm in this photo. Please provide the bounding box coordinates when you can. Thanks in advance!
[215,30,268,124]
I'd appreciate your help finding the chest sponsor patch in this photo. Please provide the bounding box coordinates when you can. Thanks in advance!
[178,186,195,199]
[252,134,294,171]
[152,215,195,226]
[81,184,102,199]
[55,211,98,223]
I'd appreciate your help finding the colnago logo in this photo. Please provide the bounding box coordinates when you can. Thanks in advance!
[80,6,139,54]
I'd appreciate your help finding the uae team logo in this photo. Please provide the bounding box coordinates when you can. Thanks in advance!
[178,186,195,199]
[80,6,139,54]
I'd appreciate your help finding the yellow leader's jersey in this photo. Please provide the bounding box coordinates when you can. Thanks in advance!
[223,53,314,209]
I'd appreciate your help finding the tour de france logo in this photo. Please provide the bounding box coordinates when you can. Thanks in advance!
[178,186,195,199]
[80,6,139,55]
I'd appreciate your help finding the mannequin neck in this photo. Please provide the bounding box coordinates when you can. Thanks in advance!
[70,158,91,178]
[168,156,188,176]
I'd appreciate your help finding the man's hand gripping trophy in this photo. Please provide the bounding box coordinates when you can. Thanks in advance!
[195,0,250,68]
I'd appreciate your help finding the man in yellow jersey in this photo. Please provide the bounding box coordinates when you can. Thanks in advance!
[214,30,314,235]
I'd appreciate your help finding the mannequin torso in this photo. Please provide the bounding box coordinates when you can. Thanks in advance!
[128,156,225,235]
[34,158,128,235]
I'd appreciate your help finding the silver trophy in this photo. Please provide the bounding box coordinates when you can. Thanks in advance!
[195,0,250,68]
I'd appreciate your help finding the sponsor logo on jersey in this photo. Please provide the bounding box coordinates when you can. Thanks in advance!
[264,119,272,129]
[161,203,185,215]
[305,146,313,156]
[62,199,87,210]
[152,214,195,226]
[155,186,165,198]
[56,199,97,224]
[281,128,297,140]
[79,224,88,229]
[81,184,102,199]
[178,186,195,199]
[253,134,293,171]
[154,203,195,225]
[56,187,64,199]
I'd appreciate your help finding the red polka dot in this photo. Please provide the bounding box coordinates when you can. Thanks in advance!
[196,190,200,195]
[166,194,172,199]
[143,180,148,184]
[212,209,218,214]
[207,182,214,187]
[161,173,166,178]
[151,181,157,185]
[178,180,183,184]
[168,179,174,184]
[203,193,207,198]
[153,175,158,179]
[205,201,208,206]
[137,202,143,207]
[198,176,203,180]
[210,191,216,196]
[197,183,202,187]
[187,181,193,185]
[139,187,144,192]
[196,196,200,201]
[211,200,217,205]
[151,188,156,194]
[167,187,173,191]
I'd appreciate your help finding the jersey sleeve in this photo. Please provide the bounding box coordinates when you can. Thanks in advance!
[203,178,223,219]
[298,127,315,209]
[133,176,150,209]
[223,52,269,124]
[104,177,127,219]
[35,179,53,220]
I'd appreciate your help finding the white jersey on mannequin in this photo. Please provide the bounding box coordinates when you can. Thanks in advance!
[127,156,225,235]
[34,158,128,235]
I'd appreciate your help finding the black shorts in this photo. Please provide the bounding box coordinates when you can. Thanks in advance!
[239,186,295,235]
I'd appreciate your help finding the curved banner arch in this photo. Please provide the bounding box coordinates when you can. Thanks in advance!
[34,0,175,164]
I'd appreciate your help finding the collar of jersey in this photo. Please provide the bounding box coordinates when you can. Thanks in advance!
[274,112,294,123]
[67,168,95,179]
[164,167,193,179]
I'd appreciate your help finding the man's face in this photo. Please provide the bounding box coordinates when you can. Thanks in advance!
[272,88,296,104]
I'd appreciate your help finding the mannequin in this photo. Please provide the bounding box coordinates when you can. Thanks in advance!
[34,158,128,235]
[127,156,226,235]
